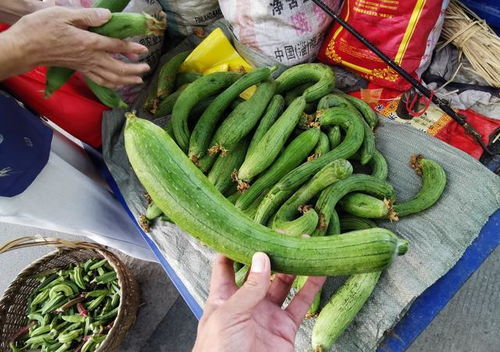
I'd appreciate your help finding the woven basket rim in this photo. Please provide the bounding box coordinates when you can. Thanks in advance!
[0,240,140,352]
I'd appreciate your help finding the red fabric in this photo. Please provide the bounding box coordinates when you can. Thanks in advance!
[349,84,500,160]
[435,109,500,159]
[318,0,444,91]
[0,23,108,148]
[3,68,108,148]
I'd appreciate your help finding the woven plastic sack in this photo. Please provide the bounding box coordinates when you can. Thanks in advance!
[220,0,341,66]
[318,0,449,91]
[157,0,222,38]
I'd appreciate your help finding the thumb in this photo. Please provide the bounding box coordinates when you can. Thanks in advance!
[70,8,112,28]
[225,252,271,313]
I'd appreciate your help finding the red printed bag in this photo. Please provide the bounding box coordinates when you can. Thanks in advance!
[318,0,448,91]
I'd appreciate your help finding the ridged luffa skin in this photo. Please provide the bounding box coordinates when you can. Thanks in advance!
[124,114,408,276]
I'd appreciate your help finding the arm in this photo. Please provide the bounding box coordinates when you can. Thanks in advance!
[0,0,51,24]
[0,7,150,87]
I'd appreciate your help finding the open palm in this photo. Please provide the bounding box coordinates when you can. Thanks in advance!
[193,253,326,352]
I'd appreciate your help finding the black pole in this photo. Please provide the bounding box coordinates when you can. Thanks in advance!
[312,0,493,154]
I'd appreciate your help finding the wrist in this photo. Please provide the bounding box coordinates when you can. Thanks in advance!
[2,29,37,73]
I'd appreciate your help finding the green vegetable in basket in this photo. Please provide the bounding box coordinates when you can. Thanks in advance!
[10,257,121,352]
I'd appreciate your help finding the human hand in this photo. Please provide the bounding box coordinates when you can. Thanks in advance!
[193,253,326,352]
[3,6,150,88]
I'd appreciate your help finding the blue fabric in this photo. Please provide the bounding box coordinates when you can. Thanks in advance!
[460,0,500,35]
[0,91,52,197]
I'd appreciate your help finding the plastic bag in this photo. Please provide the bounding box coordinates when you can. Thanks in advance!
[0,91,155,261]
[180,28,252,73]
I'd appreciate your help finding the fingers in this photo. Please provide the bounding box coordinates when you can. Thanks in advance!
[75,31,149,89]
[82,54,148,88]
[98,55,149,80]
[285,276,326,326]
[225,252,271,314]
[83,71,121,89]
[123,53,141,61]
[69,8,112,28]
[266,273,295,306]
[84,70,129,89]
[207,255,238,303]
[89,34,149,55]
[98,55,150,76]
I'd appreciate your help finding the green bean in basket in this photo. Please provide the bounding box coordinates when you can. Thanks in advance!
[9,258,121,352]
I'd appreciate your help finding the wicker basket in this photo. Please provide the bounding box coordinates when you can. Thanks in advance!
[0,236,140,352]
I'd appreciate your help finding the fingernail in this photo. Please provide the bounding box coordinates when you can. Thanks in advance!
[250,252,267,273]
[135,44,149,53]
[95,8,111,21]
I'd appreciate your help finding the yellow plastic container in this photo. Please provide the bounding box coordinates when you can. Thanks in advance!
[180,28,257,99]
[203,63,229,75]
[180,28,253,74]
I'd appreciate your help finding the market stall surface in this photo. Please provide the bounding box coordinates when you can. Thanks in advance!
[0,222,498,352]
